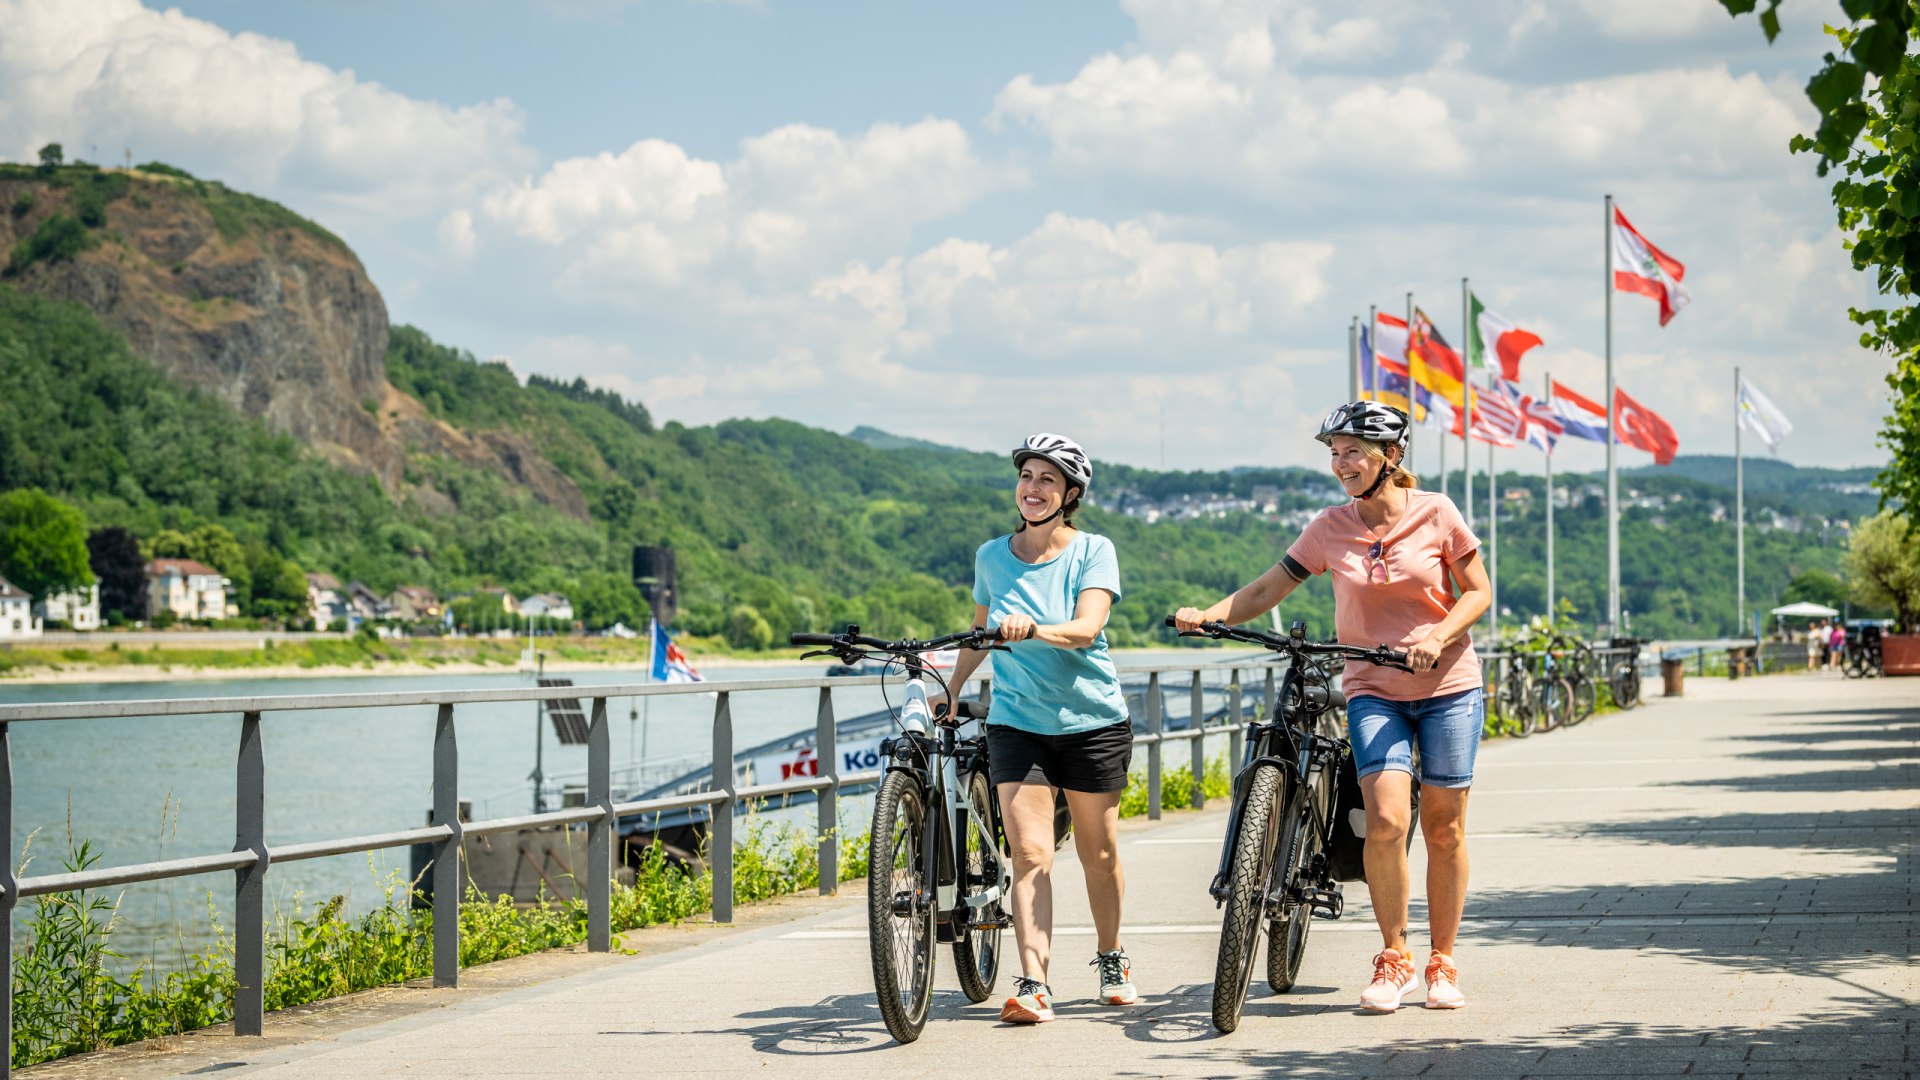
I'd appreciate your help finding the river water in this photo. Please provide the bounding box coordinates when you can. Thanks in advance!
[3,654,1243,973]
[2,663,903,972]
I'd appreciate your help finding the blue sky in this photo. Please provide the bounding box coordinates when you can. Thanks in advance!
[0,0,1888,476]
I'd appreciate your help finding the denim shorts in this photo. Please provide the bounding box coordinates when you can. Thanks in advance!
[1346,688,1484,789]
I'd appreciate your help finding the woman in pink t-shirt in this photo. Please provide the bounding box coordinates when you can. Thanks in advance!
[1174,401,1491,1014]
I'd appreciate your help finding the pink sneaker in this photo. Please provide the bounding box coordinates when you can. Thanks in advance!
[1425,952,1467,1009]
[1358,948,1418,1012]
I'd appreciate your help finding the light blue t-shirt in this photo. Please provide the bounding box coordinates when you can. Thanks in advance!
[972,531,1129,736]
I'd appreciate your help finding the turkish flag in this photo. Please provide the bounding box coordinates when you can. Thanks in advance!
[1613,387,1680,466]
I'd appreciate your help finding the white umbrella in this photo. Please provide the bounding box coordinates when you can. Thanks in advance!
[1769,601,1839,618]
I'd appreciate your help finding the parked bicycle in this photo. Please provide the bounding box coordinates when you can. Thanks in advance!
[1489,650,1537,738]
[1607,637,1644,709]
[1167,616,1411,1034]
[790,625,1009,1044]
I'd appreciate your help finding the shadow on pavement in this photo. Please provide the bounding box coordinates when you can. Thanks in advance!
[1140,998,1915,1078]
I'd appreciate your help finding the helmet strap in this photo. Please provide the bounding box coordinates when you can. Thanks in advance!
[1357,451,1400,501]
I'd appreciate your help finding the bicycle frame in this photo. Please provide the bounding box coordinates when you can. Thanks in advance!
[878,659,1009,939]
[1209,657,1346,917]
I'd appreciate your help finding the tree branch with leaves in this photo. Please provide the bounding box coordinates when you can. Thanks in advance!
[1721,0,1919,512]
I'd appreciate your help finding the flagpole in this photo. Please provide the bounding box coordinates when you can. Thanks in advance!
[1489,437,1499,644]
[1735,365,1745,637]
[1368,304,1379,404]
[1406,291,1416,474]
[1462,277,1474,531]
[1604,193,1620,633]
[1349,316,1360,401]
[1544,371,1556,620]
[1439,406,1448,501]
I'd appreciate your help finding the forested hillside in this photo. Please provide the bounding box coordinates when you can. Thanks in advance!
[0,157,1878,646]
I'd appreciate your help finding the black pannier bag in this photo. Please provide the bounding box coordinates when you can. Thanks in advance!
[1325,753,1419,882]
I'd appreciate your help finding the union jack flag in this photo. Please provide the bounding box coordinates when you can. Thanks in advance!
[1470,379,1560,453]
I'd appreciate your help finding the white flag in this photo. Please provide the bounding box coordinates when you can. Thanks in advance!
[1737,375,1792,452]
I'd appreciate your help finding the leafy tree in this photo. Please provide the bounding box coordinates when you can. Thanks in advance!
[725,604,773,651]
[87,526,146,620]
[1719,1,1920,512]
[0,488,93,600]
[36,143,61,169]
[572,569,645,630]
[1781,567,1849,609]
[1846,510,1920,630]
[146,529,192,560]
[246,545,308,623]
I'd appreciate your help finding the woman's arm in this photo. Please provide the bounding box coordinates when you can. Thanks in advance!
[1173,563,1305,632]
[1405,549,1493,672]
[999,589,1113,650]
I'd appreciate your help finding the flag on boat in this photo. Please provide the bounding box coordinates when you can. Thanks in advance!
[1550,381,1611,443]
[649,618,704,683]
[1737,375,1793,452]
[1614,387,1680,465]
[1467,292,1544,381]
[1408,307,1467,410]
[1612,206,1691,326]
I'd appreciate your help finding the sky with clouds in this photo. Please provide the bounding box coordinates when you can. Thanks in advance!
[0,0,1891,476]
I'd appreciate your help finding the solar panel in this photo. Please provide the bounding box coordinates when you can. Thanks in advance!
[539,678,590,744]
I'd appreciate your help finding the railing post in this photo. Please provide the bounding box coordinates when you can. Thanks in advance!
[1146,672,1163,820]
[711,691,735,923]
[588,697,611,952]
[1229,669,1244,768]
[1,722,14,1080]
[234,711,266,1036]
[1189,670,1206,810]
[816,687,838,895]
[432,703,461,987]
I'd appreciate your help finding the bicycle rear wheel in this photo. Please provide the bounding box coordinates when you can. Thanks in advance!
[868,770,935,1043]
[1212,763,1285,1033]
[1536,678,1573,731]
[1568,677,1597,726]
[1610,664,1641,709]
[951,769,1003,1004]
[1511,673,1538,737]
[1265,771,1319,993]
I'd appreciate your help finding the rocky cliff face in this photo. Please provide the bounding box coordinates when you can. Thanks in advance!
[0,169,586,518]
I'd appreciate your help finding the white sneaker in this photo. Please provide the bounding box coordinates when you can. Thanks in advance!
[1092,949,1138,1005]
[1358,948,1419,1012]
[1425,952,1467,1009]
[1000,976,1055,1024]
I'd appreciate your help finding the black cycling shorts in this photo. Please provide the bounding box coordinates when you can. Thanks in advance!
[986,720,1134,793]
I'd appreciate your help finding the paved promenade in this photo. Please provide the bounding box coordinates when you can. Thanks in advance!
[42,672,1917,1078]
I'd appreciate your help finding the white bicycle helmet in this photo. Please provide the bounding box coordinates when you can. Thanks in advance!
[1316,401,1411,452]
[1012,433,1093,495]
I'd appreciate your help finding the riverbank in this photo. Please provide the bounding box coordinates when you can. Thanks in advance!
[0,636,1208,686]
[0,636,809,685]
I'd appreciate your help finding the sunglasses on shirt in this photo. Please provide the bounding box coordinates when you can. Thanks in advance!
[1365,539,1389,585]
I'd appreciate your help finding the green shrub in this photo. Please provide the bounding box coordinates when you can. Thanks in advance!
[7,212,94,273]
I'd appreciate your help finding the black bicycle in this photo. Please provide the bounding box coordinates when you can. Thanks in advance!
[1168,617,1411,1033]
[1607,637,1644,709]
[790,625,1009,1044]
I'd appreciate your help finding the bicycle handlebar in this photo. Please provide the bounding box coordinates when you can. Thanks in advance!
[788,624,1007,659]
[1163,616,1414,672]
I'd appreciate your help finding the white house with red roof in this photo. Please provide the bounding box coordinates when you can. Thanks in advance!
[146,559,233,621]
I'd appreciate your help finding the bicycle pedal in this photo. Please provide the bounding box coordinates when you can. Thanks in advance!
[968,915,1011,931]
[1304,886,1344,920]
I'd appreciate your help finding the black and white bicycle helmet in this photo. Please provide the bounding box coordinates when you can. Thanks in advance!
[1012,433,1093,496]
[1316,401,1411,452]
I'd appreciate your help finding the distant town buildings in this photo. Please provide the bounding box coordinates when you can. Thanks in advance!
[386,586,442,621]
[519,593,574,621]
[145,558,233,620]
[306,572,347,628]
[0,578,41,639]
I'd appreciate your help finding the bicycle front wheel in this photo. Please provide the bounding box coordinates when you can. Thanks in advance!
[1265,772,1318,993]
[1537,678,1573,732]
[951,769,1003,1004]
[868,770,935,1043]
[1213,763,1285,1033]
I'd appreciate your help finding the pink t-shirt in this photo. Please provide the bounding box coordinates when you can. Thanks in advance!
[1285,489,1482,702]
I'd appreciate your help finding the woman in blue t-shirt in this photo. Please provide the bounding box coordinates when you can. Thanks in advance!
[938,433,1137,1026]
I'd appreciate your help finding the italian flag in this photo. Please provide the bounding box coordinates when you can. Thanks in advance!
[1467,291,1543,382]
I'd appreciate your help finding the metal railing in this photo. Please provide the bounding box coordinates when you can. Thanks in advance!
[0,656,1272,1073]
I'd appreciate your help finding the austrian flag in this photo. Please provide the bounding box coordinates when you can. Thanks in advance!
[1612,206,1691,326]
